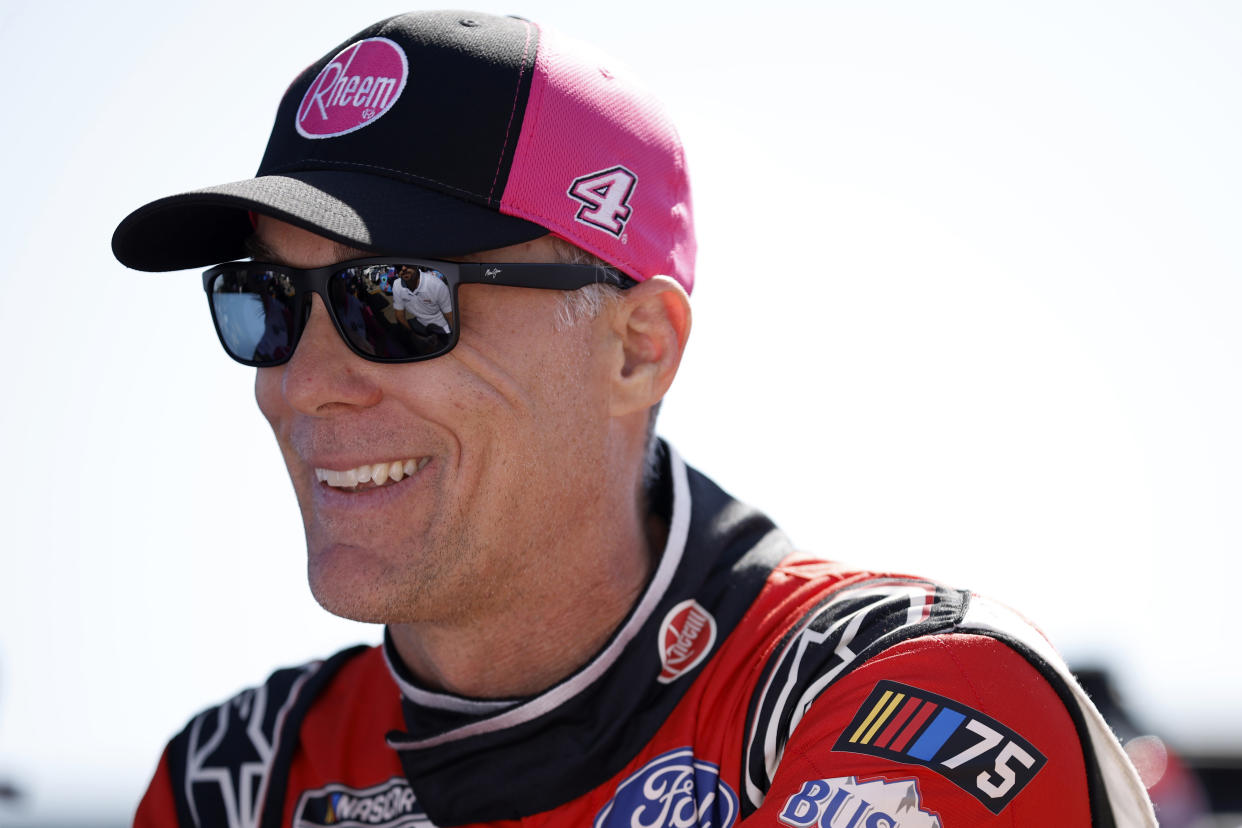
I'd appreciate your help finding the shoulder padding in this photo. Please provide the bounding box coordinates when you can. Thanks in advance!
[742,577,969,812]
[165,645,369,828]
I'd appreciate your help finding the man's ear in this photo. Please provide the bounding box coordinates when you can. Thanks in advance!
[609,276,692,417]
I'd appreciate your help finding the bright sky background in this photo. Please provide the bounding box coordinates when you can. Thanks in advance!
[1,0,1239,823]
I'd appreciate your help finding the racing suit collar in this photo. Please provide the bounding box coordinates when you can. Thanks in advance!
[380,440,793,824]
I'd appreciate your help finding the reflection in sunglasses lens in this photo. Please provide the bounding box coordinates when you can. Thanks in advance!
[209,263,458,365]
[329,269,385,357]
[329,265,454,360]
[210,271,296,364]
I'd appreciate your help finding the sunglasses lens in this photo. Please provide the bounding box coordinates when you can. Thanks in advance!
[328,264,455,360]
[208,268,299,365]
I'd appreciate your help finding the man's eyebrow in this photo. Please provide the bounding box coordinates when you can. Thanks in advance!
[244,234,279,261]
[334,241,372,260]
[243,233,371,264]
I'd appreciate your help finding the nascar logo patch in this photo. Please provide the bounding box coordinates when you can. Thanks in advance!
[832,681,1046,814]
[293,777,430,828]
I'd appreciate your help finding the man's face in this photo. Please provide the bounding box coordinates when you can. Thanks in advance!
[253,217,618,625]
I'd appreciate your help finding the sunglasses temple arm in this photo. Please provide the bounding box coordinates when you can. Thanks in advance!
[457,263,632,290]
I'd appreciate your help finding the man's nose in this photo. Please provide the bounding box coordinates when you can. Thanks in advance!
[280,294,383,415]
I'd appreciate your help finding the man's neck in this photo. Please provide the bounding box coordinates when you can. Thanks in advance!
[387,515,661,699]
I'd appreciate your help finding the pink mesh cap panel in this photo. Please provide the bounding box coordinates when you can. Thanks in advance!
[499,24,696,292]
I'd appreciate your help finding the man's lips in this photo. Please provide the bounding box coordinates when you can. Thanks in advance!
[314,457,431,491]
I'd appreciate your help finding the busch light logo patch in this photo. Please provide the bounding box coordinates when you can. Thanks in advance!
[296,38,409,139]
[779,776,941,828]
[594,748,739,828]
[293,777,431,828]
[658,599,717,684]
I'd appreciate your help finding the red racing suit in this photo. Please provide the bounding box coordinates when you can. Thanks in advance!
[136,445,1156,827]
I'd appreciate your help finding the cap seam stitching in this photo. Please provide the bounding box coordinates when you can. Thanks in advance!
[488,19,534,203]
[497,33,650,279]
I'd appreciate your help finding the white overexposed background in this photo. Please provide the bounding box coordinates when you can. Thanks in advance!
[1,0,1239,823]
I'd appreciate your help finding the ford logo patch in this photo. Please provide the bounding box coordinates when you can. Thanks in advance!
[594,748,739,828]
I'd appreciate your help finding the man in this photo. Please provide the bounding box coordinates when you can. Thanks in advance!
[391,266,453,335]
[113,11,1156,827]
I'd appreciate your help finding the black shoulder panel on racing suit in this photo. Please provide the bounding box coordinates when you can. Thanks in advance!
[740,577,970,816]
[740,580,1127,826]
[166,645,369,828]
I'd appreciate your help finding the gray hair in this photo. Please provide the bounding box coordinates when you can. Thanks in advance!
[547,236,626,328]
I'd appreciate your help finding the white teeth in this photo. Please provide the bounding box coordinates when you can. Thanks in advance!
[319,468,356,487]
[315,458,428,490]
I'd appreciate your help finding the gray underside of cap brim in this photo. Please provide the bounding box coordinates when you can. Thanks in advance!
[112,170,549,272]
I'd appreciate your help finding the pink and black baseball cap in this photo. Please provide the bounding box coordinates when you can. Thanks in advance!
[111,10,695,292]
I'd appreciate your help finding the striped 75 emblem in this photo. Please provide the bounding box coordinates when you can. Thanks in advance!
[832,680,1047,814]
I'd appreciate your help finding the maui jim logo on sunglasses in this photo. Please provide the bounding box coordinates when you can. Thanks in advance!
[202,257,634,368]
[296,38,409,139]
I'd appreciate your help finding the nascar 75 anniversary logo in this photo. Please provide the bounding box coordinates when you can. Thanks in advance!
[832,681,1046,814]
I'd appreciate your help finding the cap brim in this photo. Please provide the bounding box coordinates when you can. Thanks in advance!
[112,170,549,272]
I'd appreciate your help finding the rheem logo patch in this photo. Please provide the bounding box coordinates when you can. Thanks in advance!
[658,599,717,683]
[568,166,638,237]
[296,38,409,139]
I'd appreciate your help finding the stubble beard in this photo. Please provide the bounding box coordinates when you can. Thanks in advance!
[304,502,486,626]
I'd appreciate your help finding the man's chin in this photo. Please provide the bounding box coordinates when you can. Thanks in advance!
[306,545,406,624]
[308,581,384,624]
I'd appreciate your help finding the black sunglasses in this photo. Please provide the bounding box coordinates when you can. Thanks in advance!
[202,257,635,367]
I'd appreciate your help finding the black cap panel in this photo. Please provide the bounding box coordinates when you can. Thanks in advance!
[113,11,546,273]
[258,11,539,208]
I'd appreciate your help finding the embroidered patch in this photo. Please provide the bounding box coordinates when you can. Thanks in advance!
[567,166,638,237]
[832,681,1046,814]
[296,37,409,139]
[594,748,739,828]
[293,777,430,828]
[779,776,941,828]
[657,599,717,683]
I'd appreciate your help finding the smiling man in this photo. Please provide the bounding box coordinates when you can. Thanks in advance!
[113,10,1155,828]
